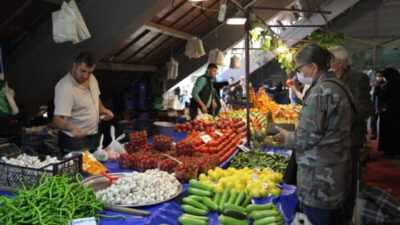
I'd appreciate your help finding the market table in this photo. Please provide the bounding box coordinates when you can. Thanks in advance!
[0,133,298,225]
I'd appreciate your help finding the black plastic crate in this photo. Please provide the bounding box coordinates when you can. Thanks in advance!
[0,151,82,188]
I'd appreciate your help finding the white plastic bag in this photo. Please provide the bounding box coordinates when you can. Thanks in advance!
[167,58,179,80]
[208,49,225,66]
[290,212,313,225]
[92,134,108,162]
[107,125,126,154]
[4,82,19,115]
[185,37,205,59]
[68,0,91,44]
[52,1,78,43]
[229,55,241,69]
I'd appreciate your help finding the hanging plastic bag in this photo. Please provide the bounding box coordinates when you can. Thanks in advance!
[185,37,205,59]
[208,49,225,66]
[92,134,108,162]
[106,125,126,155]
[167,58,179,80]
[229,55,241,69]
[52,1,78,43]
[290,212,313,225]
[68,0,91,44]
[4,82,18,115]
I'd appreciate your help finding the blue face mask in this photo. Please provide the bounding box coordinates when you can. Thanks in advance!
[297,72,313,85]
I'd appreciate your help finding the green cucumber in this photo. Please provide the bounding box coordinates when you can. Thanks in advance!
[218,215,249,225]
[187,187,212,197]
[181,204,209,216]
[189,179,213,192]
[213,192,222,205]
[246,203,275,213]
[182,197,208,210]
[178,215,208,225]
[202,197,219,211]
[234,191,246,206]
[249,209,280,220]
[188,195,204,202]
[222,209,247,220]
[181,214,210,221]
[227,190,238,205]
[241,196,252,207]
[219,189,230,210]
[223,203,246,213]
[253,216,283,225]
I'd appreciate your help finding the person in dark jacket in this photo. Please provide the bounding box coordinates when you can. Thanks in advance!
[377,67,400,156]
[370,71,384,139]
[189,63,218,119]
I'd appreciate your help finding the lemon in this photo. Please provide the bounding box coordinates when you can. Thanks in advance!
[250,189,261,198]
[199,173,207,181]
[270,188,281,196]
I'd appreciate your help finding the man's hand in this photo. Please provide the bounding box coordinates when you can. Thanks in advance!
[71,126,87,138]
[201,105,208,113]
[273,126,288,142]
[212,100,217,109]
[101,109,114,121]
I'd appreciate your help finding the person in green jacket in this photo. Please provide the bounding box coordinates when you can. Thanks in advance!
[189,63,218,120]
[328,45,374,223]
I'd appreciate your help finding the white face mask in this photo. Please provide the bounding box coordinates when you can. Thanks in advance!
[297,72,313,85]
[376,77,382,81]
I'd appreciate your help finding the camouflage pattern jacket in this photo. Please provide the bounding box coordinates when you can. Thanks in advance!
[285,71,352,209]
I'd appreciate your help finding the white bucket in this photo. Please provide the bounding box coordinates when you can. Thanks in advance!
[154,122,176,137]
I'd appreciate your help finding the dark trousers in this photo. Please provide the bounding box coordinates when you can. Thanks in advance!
[302,204,342,225]
[370,114,378,138]
[58,131,98,153]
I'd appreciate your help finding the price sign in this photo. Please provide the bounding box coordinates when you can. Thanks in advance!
[252,173,259,182]
[215,130,224,136]
[238,145,251,152]
[69,217,97,225]
[200,135,212,144]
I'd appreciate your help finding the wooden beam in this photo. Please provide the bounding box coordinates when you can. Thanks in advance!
[0,0,33,31]
[144,22,193,40]
[250,6,331,14]
[95,62,158,72]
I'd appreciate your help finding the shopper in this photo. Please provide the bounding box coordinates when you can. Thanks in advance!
[189,63,218,119]
[377,67,400,156]
[370,71,384,140]
[53,52,114,153]
[274,44,353,225]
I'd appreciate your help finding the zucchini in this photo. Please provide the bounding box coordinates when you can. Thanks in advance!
[189,179,213,192]
[227,190,238,204]
[241,196,252,207]
[181,204,209,216]
[187,187,212,197]
[249,209,280,220]
[178,215,208,225]
[234,191,246,206]
[246,203,275,213]
[202,197,219,211]
[223,203,246,213]
[219,189,230,210]
[182,197,208,210]
[213,192,222,205]
[253,216,283,225]
[188,195,204,202]
[222,209,247,220]
[218,215,249,225]
[181,214,210,221]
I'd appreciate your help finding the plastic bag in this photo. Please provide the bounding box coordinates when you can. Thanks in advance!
[166,58,179,80]
[229,55,241,69]
[92,134,108,162]
[290,212,313,225]
[185,37,205,59]
[208,48,225,66]
[107,125,126,155]
[4,82,18,115]
[52,1,78,43]
[68,0,91,44]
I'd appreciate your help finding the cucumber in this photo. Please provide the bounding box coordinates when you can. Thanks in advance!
[178,215,208,225]
[222,209,247,220]
[218,215,249,225]
[253,216,283,225]
[188,195,204,202]
[182,197,208,210]
[202,197,219,211]
[181,214,210,221]
[246,203,275,213]
[249,209,280,220]
[241,196,252,207]
[219,189,230,210]
[189,179,213,192]
[227,190,238,205]
[187,187,212,197]
[213,192,222,205]
[223,203,246,213]
[181,204,209,216]
[234,191,246,206]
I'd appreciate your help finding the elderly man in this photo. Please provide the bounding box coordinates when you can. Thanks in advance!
[328,45,374,223]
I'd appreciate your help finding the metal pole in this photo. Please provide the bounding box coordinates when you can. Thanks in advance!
[245,10,251,146]
[250,6,331,14]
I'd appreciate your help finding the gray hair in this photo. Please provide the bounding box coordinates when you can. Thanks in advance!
[328,45,349,61]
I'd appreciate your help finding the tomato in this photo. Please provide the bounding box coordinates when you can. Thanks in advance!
[286,79,294,86]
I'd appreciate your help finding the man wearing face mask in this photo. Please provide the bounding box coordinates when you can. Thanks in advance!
[328,45,374,223]
[370,71,384,139]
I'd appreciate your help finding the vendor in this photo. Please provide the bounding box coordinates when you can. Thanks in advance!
[189,63,218,119]
[53,52,113,153]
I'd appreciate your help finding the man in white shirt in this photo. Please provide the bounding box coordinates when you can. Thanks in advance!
[53,52,113,152]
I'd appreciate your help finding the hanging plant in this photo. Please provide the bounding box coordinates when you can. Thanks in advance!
[296,31,345,48]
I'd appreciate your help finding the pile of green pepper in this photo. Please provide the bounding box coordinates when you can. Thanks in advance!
[229,150,289,173]
[0,174,124,225]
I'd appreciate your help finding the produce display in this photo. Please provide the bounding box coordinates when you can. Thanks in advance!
[175,117,247,137]
[0,175,125,225]
[96,169,180,206]
[229,150,290,174]
[199,167,283,197]
[178,179,285,225]
[1,153,60,168]
[82,151,108,175]
[252,131,287,149]
[153,135,173,152]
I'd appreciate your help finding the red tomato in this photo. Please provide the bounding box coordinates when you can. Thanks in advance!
[286,79,294,86]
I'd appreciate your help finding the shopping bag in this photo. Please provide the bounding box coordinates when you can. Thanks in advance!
[290,212,313,225]
[106,125,126,155]
[68,0,91,44]
[52,1,78,43]
[92,134,108,162]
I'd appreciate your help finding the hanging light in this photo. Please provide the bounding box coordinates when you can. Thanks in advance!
[226,17,247,25]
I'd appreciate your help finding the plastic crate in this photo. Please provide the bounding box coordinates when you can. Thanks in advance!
[0,152,82,188]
